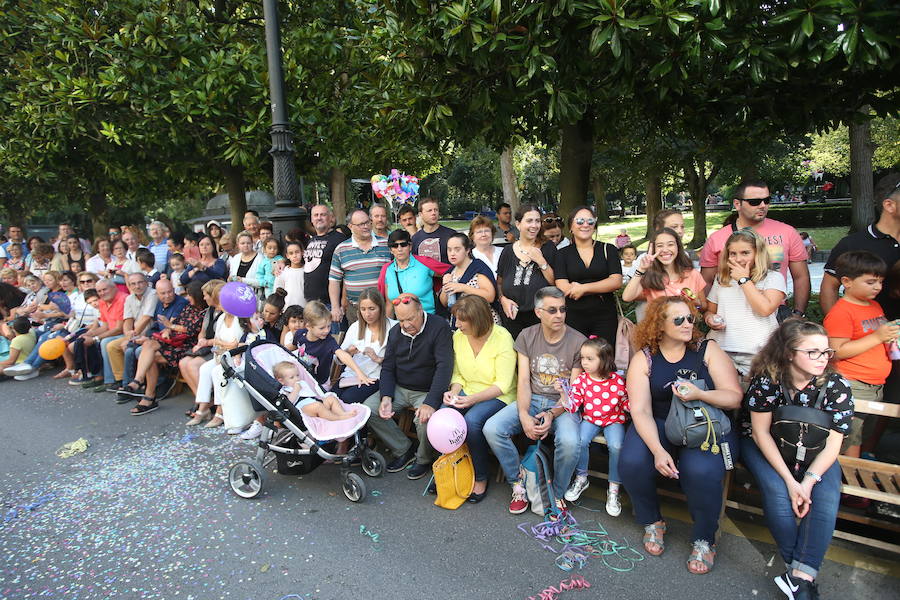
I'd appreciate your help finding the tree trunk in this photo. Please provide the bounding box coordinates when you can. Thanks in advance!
[644,173,662,240]
[558,112,594,216]
[683,158,717,249]
[222,164,247,232]
[499,145,519,213]
[330,166,347,225]
[89,186,108,239]
[592,176,609,221]
[849,110,874,233]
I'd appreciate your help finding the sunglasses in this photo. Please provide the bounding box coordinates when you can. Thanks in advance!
[793,348,835,361]
[78,279,93,284]
[574,218,597,226]
[538,306,567,315]
[740,196,771,206]
[543,216,562,224]
[389,242,410,249]
[391,295,419,306]
[673,314,695,326]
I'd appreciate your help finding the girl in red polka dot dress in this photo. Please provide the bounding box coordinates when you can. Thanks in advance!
[562,337,629,516]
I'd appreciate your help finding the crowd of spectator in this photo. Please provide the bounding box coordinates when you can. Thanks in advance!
[2,174,899,600]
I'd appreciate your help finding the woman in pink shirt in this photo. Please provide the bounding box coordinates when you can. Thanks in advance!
[622,228,707,315]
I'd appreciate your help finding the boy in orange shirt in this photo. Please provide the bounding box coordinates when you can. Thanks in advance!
[824,251,900,458]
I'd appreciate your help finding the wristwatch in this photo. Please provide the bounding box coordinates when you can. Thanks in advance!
[791,309,806,318]
[539,262,549,271]
[804,470,822,483]
[737,276,751,286]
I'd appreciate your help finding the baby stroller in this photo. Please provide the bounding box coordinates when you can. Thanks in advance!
[220,340,386,502]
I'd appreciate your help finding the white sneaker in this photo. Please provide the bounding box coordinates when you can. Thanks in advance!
[240,421,265,440]
[564,475,590,502]
[606,489,622,517]
[14,370,40,381]
[226,426,247,435]
[4,363,34,376]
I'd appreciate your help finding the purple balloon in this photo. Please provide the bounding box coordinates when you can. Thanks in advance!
[220,281,257,318]
[426,408,467,454]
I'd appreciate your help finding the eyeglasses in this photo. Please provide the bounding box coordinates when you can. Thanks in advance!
[538,306,567,315]
[389,242,410,249]
[78,279,93,284]
[391,294,420,306]
[793,348,835,360]
[740,196,771,206]
[672,314,696,326]
[350,220,371,228]
[574,218,597,226]
[543,216,562,224]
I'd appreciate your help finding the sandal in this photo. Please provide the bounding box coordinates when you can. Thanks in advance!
[121,379,145,397]
[205,415,224,428]
[643,521,666,556]
[186,409,211,426]
[130,397,159,416]
[686,540,716,574]
[53,369,74,380]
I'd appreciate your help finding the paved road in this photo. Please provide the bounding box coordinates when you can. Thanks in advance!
[0,376,895,600]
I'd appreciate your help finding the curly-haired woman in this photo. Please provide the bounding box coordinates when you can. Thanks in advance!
[620,296,742,575]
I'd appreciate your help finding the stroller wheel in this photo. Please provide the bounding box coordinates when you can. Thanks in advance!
[342,473,366,503]
[228,460,266,499]
[361,449,386,478]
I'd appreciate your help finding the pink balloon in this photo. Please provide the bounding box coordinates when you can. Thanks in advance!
[426,408,467,454]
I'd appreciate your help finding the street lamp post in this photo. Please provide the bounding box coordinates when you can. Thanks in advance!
[262,0,304,239]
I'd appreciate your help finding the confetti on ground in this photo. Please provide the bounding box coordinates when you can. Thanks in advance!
[359,524,381,549]
[55,437,89,458]
[527,575,591,600]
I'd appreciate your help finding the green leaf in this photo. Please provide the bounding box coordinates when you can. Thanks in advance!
[801,13,814,37]
[589,25,614,55]
[610,27,621,58]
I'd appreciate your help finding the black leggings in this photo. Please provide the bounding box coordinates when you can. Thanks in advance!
[565,308,617,346]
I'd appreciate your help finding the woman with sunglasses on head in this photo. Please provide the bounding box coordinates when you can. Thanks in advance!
[540,213,570,249]
[554,206,622,342]
[495,204,556,339]
[620,296,741,575]
[740,320,851,600]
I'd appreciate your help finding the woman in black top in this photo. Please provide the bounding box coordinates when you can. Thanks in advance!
[495,204,556,339]
[741,320,851,599]
[554,206,623,342]
[61,235,88,272]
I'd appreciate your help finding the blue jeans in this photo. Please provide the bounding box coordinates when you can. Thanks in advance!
[448,397,506,482]
[619,417,738,543]
[122,342,141,384]
[740,437,841,578]
[24,329,65,369]
[483,394,580,499]
[575,420,625,484]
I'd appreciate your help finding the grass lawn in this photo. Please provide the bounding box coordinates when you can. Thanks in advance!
[442,213,849,251]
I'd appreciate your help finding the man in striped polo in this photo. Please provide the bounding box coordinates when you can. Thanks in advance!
[328,209,391,326]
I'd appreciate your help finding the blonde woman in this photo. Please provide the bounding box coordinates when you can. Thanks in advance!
[704,230,785,377]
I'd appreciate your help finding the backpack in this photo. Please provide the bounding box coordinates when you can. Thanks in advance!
[771,384,831,481]
[521,442,558,516]
[432,444,474,510]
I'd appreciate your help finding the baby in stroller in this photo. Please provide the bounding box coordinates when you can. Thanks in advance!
[225,340,385,502]
[273,360,358,454]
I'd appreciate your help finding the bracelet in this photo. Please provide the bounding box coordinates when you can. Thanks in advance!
[634,270,645,276]
[804,470,822,483]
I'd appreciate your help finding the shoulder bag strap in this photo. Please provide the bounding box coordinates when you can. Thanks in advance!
[394,268,404,294]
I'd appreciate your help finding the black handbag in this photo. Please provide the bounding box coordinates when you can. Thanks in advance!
[770,384,831,480]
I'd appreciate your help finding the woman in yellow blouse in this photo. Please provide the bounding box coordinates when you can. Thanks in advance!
[444,295,517,502]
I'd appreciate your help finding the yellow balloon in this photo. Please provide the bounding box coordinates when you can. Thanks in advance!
[39,337,67,360]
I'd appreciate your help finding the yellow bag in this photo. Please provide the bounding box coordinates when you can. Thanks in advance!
[432,444,475,510]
